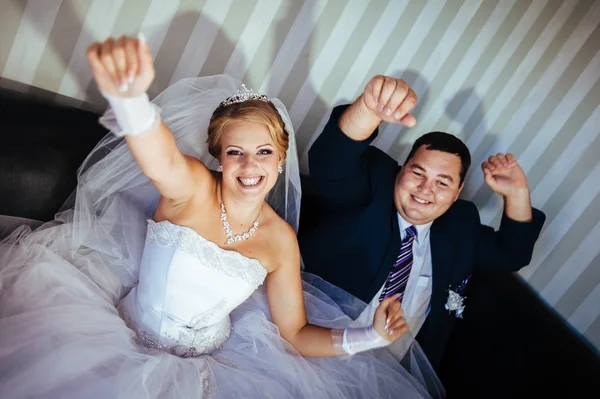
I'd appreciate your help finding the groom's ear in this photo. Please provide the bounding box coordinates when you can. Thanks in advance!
[454,182,464,202]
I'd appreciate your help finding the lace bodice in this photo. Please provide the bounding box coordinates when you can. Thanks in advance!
[121,220,267,357]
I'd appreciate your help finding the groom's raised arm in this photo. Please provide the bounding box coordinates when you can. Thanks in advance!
[474,153,546,271]
[308,76,418,207]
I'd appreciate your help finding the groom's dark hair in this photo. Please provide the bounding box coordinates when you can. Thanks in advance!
[404,132,471,185]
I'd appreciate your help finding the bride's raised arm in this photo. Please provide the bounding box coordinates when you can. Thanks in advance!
[86,35,212,204]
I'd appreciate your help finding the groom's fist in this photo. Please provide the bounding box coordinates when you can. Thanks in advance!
[86,34,155,98]
[362,75,417,127]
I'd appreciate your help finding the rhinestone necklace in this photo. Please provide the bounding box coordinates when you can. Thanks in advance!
[220,202,262,245]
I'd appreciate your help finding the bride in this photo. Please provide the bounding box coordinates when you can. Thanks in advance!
[0,34,442,398]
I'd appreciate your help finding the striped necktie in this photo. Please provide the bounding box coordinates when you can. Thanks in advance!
[379,225,417,302]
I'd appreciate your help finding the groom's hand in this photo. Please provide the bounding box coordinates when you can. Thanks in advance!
[362,75,417,127]
[481,153,529,197]
[339,75,418,142]
[373,295,409,342]
[482,153,533,222]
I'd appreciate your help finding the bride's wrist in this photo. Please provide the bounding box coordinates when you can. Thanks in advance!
[100,92,161,137]
[331,326,389,356]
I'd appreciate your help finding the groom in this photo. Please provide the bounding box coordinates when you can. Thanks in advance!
[298,75,546,371]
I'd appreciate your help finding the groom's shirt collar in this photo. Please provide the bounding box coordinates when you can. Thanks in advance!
[397,213,433,245]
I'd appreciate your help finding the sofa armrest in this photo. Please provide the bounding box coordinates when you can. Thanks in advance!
[0,215,44,241]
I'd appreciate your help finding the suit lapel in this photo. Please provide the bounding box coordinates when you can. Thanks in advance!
[429,218,454,329]
[369,198,402,299]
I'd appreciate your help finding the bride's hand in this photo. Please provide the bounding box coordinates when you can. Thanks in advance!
[373,295,409,342]
[86,35,155,98]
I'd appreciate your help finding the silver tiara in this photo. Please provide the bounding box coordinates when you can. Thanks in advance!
[219,84,270,107]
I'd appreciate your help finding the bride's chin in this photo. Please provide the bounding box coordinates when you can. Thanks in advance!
[223,183,268,202]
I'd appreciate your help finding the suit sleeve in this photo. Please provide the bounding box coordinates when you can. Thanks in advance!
[307,105,380,208]
[474,206,546,272]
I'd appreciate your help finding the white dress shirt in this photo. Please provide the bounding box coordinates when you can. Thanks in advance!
[353,213,433,340]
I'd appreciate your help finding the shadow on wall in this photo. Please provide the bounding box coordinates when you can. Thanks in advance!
[149,11,247,98]
[444,88,499,204]
[269,0,328,163]
[5,0,97,107]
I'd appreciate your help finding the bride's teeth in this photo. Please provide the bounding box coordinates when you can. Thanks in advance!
[239,177,261,186]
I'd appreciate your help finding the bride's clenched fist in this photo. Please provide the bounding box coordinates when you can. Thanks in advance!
[86,34,154,98]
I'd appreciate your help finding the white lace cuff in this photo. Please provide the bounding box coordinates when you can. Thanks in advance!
[331,326,389,355]
[99,92,161,137]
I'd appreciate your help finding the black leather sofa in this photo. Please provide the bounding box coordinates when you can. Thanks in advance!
[1,86,599,398]
[0,87,107,234]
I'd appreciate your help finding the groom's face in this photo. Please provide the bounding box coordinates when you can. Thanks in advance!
[394,146,464,225]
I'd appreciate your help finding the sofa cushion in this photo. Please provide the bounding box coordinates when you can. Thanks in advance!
[0,87,108,221]
[439,271,600,398]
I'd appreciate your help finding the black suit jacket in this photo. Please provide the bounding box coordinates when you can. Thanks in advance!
[298,105,546,371]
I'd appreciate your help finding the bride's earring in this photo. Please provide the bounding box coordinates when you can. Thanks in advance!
[217,165,223,172]
[278,164,283,174]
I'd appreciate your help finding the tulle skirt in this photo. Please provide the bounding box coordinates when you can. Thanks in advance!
[0,213,443,399]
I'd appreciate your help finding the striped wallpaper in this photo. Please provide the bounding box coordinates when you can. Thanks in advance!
[1,0,599,351]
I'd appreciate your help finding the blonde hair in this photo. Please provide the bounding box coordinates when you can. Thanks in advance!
[207,100,289,160]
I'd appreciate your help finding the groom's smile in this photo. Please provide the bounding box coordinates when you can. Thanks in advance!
[411,195,431,205]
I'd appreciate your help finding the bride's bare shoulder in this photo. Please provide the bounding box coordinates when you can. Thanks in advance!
[260,206,299,271]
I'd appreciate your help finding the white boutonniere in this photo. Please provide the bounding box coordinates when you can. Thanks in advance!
[445,275,471,319]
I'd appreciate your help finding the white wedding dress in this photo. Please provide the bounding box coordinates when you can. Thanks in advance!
[119,219,268,358]
[0,75,443,398]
